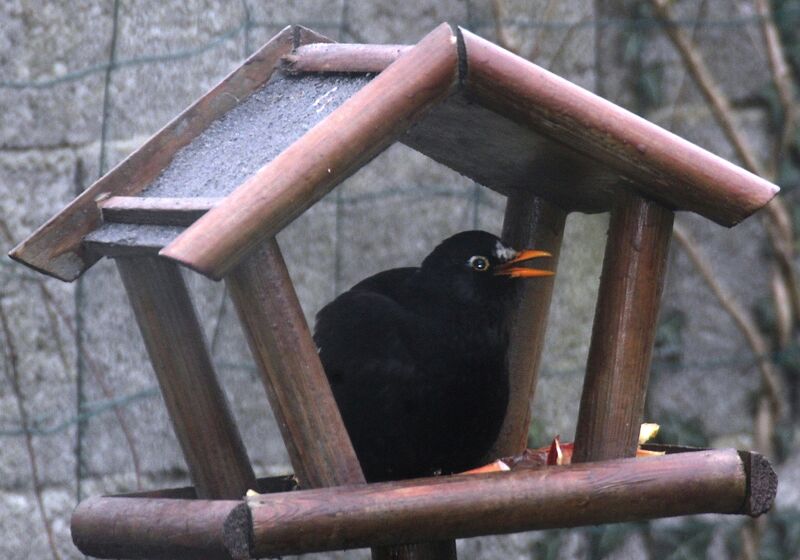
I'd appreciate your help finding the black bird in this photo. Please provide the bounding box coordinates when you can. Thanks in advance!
[314,230,553,482]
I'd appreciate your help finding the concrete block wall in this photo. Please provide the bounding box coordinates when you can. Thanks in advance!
[1,1,796,558]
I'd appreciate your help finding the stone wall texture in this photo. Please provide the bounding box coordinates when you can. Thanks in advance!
[1,1,798,559]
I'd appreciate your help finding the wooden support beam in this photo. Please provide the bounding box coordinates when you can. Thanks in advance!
[459,28,778,227]
[573,191,674,463]
[226,239,365,488]
[161,23,460,279]
[117,256,256,498]
[246,449,768,557]
[283,43,412,74]
[72,497,248,560]
[70,449,775,559]
[83,224,184,258]
[491,192,566,459]
[99,196,220,226]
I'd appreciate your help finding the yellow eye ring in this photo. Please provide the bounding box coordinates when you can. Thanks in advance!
[468,255,490,271]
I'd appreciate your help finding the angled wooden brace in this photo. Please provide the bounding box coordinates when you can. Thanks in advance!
[492,192,566,459]
[117,256,257,499]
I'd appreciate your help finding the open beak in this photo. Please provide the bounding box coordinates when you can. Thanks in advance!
[493,249,554,278]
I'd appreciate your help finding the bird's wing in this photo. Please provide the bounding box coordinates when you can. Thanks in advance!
[314,288,419,381]
[314,288,434,480]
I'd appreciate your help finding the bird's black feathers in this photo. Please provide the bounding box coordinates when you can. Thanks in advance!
[314,230,527,482]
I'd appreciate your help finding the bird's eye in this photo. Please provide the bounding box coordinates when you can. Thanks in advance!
[468,255,490,271]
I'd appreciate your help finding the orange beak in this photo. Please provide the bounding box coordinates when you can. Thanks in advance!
[493,249,554,278]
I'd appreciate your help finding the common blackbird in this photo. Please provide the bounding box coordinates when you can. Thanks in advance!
[314,230,553,482]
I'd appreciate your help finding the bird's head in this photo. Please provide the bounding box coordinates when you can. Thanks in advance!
[418,230,554,306]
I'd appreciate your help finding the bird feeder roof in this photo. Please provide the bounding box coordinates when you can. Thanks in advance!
[10,23,778,281]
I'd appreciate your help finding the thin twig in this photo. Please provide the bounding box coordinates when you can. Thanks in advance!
[651,6,794,556]
[491,0,520,54]
[675,222,774,551]
[37,282,143,489]
[649,0,800,324]
[0,299,62,560]
[0,214,142,489]
[0,216,13,242]
[738,520,759,560]
[525,0,560,62]
[754,0,800,323]
[649,0,765,176]
[742,0,800,532]
[665,0,708,130]
[755,0,797,172]
[771,263,793,348]
[38,290,75,387]
[545,17,590,70]
[1,215,143,488]
[673,222,784,416]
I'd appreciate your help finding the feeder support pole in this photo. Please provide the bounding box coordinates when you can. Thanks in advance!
[491,192,566,458]
[573,190,674,462]
[118,256,257,498]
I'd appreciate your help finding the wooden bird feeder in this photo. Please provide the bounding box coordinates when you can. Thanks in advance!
[10,24,779,560]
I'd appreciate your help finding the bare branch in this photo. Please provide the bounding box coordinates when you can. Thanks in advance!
[36,283,143,489]
[648,0,765,176]
[763,205,800,321]
[755,0,797,170]
[1,215,143,487]
[672,222,784,416]
[771,263,793,348]
[649,8,793,553]
[526,0,564,62]
[545,17,590,70]
[649,0,800,326]
[491,0,520,54]
[0,299,62,560]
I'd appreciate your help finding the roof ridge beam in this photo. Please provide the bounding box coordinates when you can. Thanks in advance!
[458,28,778,226]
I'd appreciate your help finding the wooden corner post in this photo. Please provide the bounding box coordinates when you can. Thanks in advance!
[573,190,674,463]
[117,256,257,499]
[491,192,566,459]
